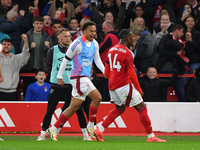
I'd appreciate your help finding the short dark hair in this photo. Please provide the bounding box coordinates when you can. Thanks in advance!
[171,24,183,32]
[52,19,63,26]
[82,21,96,31]
[58,28,69,35]
[33,15,44,23]
[69,17,79,24]
[119,29,132,40]
[35,68,46,75]
[2,38,12,43]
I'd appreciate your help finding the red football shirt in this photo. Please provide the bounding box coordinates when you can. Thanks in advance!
[107,44,135,90]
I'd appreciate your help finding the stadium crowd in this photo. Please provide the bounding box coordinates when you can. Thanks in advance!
[0,0,200,102]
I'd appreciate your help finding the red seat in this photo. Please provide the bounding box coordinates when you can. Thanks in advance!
[166,86,179,102]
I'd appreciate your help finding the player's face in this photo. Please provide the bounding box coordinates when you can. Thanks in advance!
[147,68,157,79]
[58,31,72,46]
[126,33,134,47]
[2,41,12,54]
[83,25,96,42]
[35,72,46,83]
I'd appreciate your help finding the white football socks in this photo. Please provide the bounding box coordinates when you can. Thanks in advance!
[87,121,94,128]
[147,133,155,139]
[81,128,89,139]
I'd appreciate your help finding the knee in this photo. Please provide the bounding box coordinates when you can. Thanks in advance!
[94,95,102,103]
[69,105,81,113]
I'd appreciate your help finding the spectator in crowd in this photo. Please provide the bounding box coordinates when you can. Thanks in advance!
[155,14,174,47]
[0,34,30,101]
[51,19,63,46]
[91,0,126,32]
[0,5,34,54]
[130,22,157,73]
[37,28,91,141]
[0,0,12,18]
[139,67,178,102]
[34,0,67,37]
[21,15,53,96]
[130,16,147,31]
[0,30,15,53]
[98,0,120,19]
[47,0,75,27]
[0,63,3,84]
[21,15,53,73]
[124,0,155,29]
[177,3,196,26]
[68,17,83,40]
[182,15,200,73]
[153,14,173,37]
[24,68,51,101]
[74,0,87,22]
[156,24,186,102]
[99,20,119,101]
[186,67,200,102]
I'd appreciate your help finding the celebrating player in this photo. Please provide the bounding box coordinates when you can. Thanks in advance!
[93,29,166,142]
[46,21,104,141]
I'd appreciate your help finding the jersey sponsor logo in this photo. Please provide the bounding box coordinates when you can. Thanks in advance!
[97,115,127,128]
[82,61,92,66]
[40,108,71,127]
[0,108,15,127]
[71,40,80,52]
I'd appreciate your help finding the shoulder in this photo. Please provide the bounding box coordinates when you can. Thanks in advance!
[93,39,99,48]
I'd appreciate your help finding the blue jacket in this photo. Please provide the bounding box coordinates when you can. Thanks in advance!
[0,12,33,54]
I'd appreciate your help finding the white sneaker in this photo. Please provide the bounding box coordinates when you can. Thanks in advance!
[83,136,96,141]
[0,138,4,141]
[37,136,45,141]
[46,128,57,141]
[86,126,96,139]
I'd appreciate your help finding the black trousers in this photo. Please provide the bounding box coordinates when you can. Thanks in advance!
[42,85,87,131]
[0,91,18,101]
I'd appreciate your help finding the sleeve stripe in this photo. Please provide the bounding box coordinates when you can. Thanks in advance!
[71,40,80,52]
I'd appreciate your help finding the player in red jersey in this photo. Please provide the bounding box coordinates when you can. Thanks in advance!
[93,29,166,142]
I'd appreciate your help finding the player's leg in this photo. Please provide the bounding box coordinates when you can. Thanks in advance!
[75,106,92,140]
[37,86,61,141]
[94,86,127,141]
[46,97,83,141]
[134,101,166,142]
[86,88,102,138]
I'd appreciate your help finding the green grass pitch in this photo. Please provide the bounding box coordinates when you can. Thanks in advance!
[0,135,200,150]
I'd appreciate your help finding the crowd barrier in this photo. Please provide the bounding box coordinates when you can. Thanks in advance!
[18,73,195,102]
[0,102,199,133]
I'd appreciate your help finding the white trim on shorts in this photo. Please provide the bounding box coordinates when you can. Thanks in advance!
[109,83,143,107]
[70,77,96,100]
